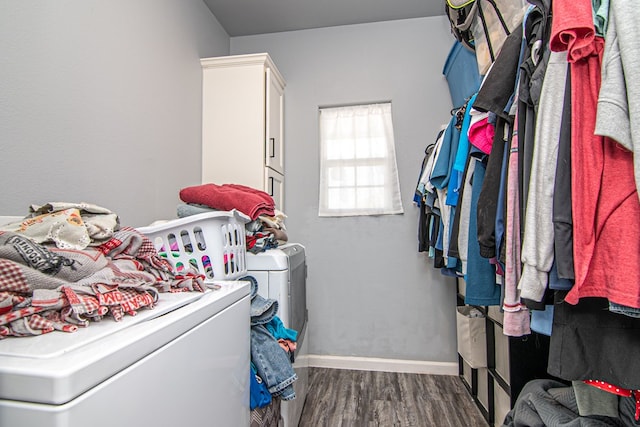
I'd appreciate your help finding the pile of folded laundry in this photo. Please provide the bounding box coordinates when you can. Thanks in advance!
[178,183,288,253]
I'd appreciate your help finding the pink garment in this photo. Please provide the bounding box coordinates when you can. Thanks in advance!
[468,117,495,155]
[502,117,530,337]
[179,183,275,220]
[551,0,640,307]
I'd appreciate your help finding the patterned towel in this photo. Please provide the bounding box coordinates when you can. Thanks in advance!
[0,225,205,339]
[0,202,120,250]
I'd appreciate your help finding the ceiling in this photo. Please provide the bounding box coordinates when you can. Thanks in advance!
[203,0,446,37]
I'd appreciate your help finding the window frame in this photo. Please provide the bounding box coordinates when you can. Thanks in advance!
[318,102,403,217]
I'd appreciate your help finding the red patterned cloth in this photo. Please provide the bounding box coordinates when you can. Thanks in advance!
[0,225,206,339]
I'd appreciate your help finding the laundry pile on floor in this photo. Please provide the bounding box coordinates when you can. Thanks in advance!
[0,202,206,339]
[245,275,298,405]
[178,183,288,253]
[503,379,640,427]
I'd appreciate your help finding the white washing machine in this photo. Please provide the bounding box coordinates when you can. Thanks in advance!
[246,243,308,427]
[0,282,251,427]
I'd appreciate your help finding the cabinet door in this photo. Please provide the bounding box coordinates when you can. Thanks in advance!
[266,167,284,211]
[265,68,284,175]
[201,62,265,188]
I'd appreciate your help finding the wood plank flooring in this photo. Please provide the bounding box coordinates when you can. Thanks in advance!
[298,368,489,427]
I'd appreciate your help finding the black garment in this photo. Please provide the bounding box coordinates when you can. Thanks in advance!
[433,247,445,269]
[522,287,554,311]
[474,27,523,120]
[472,27,522,261]
[477,117,509,258]
[426,211,444,269]
[418,202,430,253]
[553,69,575,281]
[428,213,438,251]
[548,295,640,390]
[517,0,552,239]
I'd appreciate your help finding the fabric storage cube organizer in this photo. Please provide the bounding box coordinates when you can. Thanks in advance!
[137,209,250,281]
[456,305,487,368]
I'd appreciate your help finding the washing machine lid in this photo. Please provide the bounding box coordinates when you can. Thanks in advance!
[0,281,250,405]
[245,243,305,271]
[246,248,288,271]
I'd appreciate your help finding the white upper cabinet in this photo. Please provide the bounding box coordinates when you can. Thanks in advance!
[201,53,286,210]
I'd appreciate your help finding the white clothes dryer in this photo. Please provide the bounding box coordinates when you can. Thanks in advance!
[0,282,251,427]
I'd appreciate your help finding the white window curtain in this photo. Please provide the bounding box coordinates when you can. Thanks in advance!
[318,103,404,217]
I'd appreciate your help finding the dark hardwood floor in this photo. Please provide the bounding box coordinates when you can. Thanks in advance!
[298,368,489,427]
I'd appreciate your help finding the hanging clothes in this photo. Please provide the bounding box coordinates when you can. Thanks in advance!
[518,51,569,303]
[545,0,640,394]
[546,0,640,309]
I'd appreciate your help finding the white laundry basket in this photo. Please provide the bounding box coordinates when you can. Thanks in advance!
[137,210,250,281]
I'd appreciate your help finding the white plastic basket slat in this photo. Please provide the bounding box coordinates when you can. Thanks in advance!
[137,209,250,281]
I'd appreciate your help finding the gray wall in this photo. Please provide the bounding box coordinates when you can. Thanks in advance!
[0,0,230,227]
[231,17,459,363]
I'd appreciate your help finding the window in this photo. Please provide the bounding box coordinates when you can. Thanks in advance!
[318,102,403,217]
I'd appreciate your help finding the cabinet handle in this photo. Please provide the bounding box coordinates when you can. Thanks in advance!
[269,138,275,158]
[269,177,274,196]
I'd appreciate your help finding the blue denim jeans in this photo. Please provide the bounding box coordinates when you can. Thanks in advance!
[251,324,297,400]
[609,302,640,318]
[243,275,297,400]
[243,275,279,326]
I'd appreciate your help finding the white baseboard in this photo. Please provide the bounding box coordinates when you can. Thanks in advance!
[306,354,458,376]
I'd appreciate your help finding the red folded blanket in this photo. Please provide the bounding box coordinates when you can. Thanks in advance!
[179,183,275,220]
